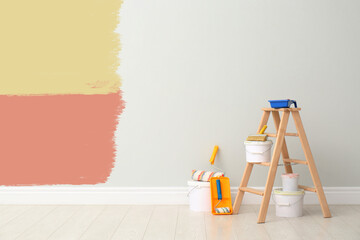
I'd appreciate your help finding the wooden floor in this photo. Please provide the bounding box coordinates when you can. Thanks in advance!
[0,205,358,240]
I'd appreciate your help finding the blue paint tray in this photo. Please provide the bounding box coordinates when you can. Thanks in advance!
[268,99,297,108]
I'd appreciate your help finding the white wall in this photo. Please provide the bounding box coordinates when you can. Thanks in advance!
[109,0,360,187]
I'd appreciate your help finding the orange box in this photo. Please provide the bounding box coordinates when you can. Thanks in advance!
[210,177,233,215]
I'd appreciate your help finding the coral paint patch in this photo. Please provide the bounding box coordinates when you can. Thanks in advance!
[0,93,124,185]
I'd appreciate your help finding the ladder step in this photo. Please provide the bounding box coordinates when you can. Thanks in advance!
[267,133,299,137]
[298,185,317,192]
[285,133,299,137]
[252,161,301,167]
[262,108,302,112]
[251,162,271,166]
[239,187,264,196]
[283,158,308,165]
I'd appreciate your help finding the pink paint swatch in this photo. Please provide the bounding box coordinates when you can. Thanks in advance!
[0,92,124,185]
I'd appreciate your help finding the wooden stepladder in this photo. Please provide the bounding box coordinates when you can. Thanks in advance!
[233,108,331,223]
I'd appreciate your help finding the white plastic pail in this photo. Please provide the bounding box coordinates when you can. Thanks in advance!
[244,140,273,163]
[281,173,299,191]
[187,180,212,212]
[273,188,305,217]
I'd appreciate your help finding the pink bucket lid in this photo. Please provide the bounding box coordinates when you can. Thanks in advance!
[281,173,299,178]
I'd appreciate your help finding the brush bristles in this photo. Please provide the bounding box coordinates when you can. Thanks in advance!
[246,135,268,141]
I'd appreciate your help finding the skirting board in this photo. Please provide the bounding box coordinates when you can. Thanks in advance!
[0,187,359,205]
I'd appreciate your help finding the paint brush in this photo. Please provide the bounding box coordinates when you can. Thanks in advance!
[246,125,268,141]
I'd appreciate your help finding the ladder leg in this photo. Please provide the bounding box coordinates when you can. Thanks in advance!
[292,111,331,218]
[258,111,290,223]
[272,111,293,173]
[233,162,253,213]
[233,110,270,214]
[257,111,270,133]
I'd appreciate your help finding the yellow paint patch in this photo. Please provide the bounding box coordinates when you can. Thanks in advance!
[0,0,121,95]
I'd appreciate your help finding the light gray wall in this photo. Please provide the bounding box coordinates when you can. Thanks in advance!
[108,0,360,187]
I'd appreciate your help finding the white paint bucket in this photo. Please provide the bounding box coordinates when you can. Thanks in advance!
[187,180,212,212]
[273,188,305,217]
[244,140,273,163]
[281,173,299,191]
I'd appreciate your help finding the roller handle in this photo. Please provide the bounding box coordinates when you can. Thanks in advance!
[209,145,219,165]
[216,179,222,200]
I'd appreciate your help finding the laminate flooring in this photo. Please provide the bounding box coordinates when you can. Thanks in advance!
[0,205,358,240]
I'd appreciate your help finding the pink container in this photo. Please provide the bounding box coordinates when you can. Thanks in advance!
[281,173,299,192]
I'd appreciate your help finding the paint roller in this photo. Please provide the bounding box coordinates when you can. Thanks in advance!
[214,179,231,213]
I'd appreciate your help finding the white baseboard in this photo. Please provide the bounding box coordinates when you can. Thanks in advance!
[0,187,359,205]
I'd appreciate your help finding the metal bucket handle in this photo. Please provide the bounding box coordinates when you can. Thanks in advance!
[187,185,200,197]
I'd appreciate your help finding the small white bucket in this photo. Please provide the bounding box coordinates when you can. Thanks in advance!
[244,140,273,163]
[281,173,299,191]
[187,180,212,212]
[273,188,305,218]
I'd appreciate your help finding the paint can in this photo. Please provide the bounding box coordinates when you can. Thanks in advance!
[244,140,273,162]
[273,188,305,217]
[187,180,212,212]
[281,173,299,191]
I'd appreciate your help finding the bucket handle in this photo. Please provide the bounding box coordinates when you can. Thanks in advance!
[187,185,200,197]
[272,191,304,207]
[246,146,272,154]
